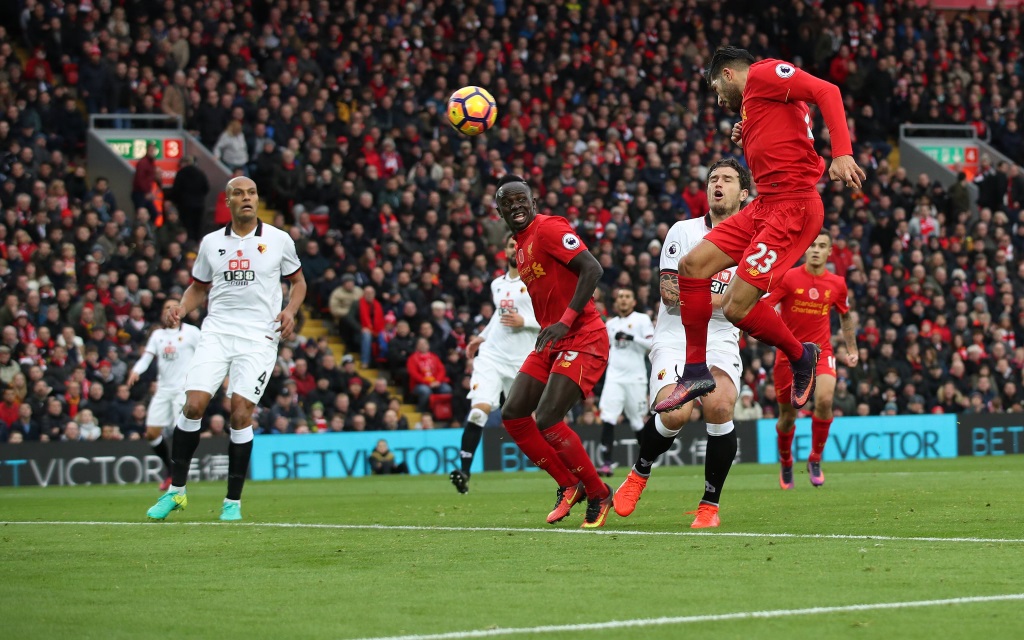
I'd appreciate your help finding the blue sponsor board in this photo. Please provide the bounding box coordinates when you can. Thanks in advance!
[756,415,958,464]
[0,440,229,487]
[958,414,1024,456]
[250,430,483,480]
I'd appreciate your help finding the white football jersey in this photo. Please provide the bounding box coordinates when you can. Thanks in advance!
[657,216,740,352]
[477,272,539,367]
[605,311,654,384]
[141,324,202,391]
[192,220,302,344]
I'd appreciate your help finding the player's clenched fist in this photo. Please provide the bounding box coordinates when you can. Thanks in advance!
[731,121,744,147]
[829,155,866,190]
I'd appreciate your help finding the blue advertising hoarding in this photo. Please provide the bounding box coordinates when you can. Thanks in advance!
[957,414,1024,456]
[756,415,958,464]
[250,430,484,480]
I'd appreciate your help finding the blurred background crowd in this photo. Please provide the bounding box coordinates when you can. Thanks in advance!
[1,0,1023,444]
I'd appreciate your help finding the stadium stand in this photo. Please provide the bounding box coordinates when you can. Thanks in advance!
[0,0,1022,443]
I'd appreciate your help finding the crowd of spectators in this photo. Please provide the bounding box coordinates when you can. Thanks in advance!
[1,0,1024,445]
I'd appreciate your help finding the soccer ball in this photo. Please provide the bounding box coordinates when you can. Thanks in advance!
[447,86,497,136]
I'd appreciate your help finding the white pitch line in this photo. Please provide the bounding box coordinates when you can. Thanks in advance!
[347,594,1024,640]
[2,521,1023,544]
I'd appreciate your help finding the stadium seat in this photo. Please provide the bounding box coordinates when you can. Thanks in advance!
[429,394,453,422]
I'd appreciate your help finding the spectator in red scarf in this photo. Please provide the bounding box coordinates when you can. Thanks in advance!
[407,337,452,413]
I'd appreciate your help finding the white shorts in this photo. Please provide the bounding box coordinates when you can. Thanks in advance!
[466,357,519,408]
[598,380,648,430]
[649,347,742,408]
[146,388,187,428]
[185,332,278,403]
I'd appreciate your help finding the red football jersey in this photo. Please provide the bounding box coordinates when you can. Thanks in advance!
[514,214,606,354]
[764,265,849,355]
[740,59,853,195]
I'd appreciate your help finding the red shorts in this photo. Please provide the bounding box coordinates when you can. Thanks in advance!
[520,331,610,397]
[705,193,824,293]
[774,351,837,405]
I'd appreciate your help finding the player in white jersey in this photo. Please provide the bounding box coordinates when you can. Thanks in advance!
[450,234,539,494]
[146,176,305,522]
[615,158,751,529]
[127,298,201,490]
[596,288,654,476]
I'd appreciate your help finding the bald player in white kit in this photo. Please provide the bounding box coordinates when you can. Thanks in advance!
[146,176,305,522]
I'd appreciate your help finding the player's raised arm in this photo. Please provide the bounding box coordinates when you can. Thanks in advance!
[535,250,603,352]
[769,66,865,188]
[763,65,851,155]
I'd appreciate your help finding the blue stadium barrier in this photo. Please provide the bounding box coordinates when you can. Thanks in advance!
[250,430,484,480]
[755,415,959,464]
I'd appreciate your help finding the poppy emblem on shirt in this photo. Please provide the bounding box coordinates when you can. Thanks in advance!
[775,63,795,78]
[562,233,581,250]
[237,250,243,257]
[258,243,267,254]
[809,288,819,300]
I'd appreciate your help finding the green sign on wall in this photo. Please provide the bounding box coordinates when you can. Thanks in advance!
[919,145,965,165]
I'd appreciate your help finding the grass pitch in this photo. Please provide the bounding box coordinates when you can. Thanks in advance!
[2,457,1022,639]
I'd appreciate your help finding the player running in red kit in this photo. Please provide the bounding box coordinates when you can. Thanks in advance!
[495,175,614,528]
[655,46,866,415]
[765,232,859,488]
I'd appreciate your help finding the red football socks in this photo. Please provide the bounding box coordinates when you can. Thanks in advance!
[502,416,579,488]
[677,275,712,364]
[542,422,609,499]
[809,417,832,462]
[777,425,795,466]
[735,300,804,361]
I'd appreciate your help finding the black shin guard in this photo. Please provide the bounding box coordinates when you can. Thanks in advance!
[701,430,738,505]
[226,440,254,501]
[169,428,201,487]
[459,423,484,475]
[634,415,675,477]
